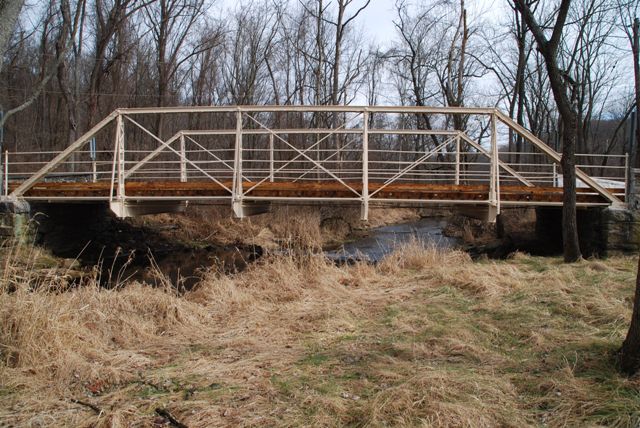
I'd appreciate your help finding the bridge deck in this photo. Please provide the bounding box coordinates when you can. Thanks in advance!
[9,181,617,206]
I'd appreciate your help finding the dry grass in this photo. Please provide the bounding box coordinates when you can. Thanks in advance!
[1,240,639,427]
[133,205,422,250]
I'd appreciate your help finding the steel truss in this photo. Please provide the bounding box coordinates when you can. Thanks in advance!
[4,106,626,221]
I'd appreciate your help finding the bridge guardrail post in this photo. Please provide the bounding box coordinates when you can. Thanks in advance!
[180,133,187,183]
[116,113,126,202]
[90,137,97,183]
[625,152,630,202]
[455,134,460,185]
[3,150,7,197]
[361,109,369,221]
[269,133,274,182]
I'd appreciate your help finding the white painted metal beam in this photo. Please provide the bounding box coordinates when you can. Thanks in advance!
[494,110,622,205]
[10,110,119,197]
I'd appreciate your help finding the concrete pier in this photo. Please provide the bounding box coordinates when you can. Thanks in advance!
[535,207,640,257]
[0,200,31,243]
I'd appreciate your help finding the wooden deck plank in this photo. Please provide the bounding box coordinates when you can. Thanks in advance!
[7,180,620,205]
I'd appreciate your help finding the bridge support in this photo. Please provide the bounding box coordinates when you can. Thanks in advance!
[454,205,498,223]
[361,110,369,222]
[598,207,640,254]
[232,201,271,218]
[0,200,32,243]
[109,201,188,218]
[535,206,640,257]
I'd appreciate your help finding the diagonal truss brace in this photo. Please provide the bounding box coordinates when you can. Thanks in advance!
[494,110,622,205]
[369,135,457,198]
[458,133,534,187]
[293,138,358,183]
[183,134,249,182]
[124,116,232,193]
[124,132,181,178]
[242,112,362,198]
[10,110,119,197]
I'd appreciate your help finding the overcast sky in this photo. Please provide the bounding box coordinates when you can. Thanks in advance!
[357,0,503,48]
[215,0,507,49]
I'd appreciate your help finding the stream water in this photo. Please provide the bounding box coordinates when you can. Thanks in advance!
[109,218,459,286]
[35,202,462,287]
[325,217,460,264]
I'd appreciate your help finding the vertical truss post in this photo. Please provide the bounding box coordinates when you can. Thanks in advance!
[90,137,97,183]
[109,134,118,202]
[3,150,7,197]
[488,112,499,220]
[553,163,558,187]
[625,152,630,202]
[116,113,126,201]
[269,133,274,182]
[455,133,460,185]
[496,139,501,215]
[316,130,320,181]
[232,110,244,217]
[179,133,187,182]
[361,109,369,221]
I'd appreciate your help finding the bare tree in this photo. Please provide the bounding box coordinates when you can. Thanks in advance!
[0,0,84,133]
[144,0,207,135]
[438,0,469,130]
[390,0,482,163]
[390,1,446,152]
[187,25,224,107]
[483,5,532,162]
[0,0,24,74]
[512,0,582,263]
[222,3,278,105]
[617,0,640,376]
[564,0,620,159]
[313,0,327,105]
[301,0,370,104]
[324,0,371,106]
[57,0,87,155]
[85,0,149,128]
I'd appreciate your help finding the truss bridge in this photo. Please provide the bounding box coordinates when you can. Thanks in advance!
[1,106,627,222]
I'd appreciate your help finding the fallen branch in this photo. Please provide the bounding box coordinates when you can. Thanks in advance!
[155,408,188,428]
[70,398,102,414]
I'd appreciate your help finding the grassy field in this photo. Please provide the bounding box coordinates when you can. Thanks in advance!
[1,241,639,427]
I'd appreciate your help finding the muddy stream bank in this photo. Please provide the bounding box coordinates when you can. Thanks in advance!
[31,204,557,289]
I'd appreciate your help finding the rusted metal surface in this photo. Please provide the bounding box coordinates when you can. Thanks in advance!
[10,180,617,205]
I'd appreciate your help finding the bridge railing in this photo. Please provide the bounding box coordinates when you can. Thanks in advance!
[3,106,625,219]
[492,151,627,199]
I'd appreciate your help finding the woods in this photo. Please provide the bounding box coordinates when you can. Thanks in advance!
[0,0,634,155]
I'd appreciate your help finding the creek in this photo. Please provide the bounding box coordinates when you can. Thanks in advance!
[325,217,460,264]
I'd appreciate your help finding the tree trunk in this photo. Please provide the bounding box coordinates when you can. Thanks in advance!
[619,16,640,377]
[633,18,640,173]
[513,0,581,262]
[620,256,640,375]
[508,9,527,165]
[0,0,24,75]
[560,113,581,262]
[332,1,345,169]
